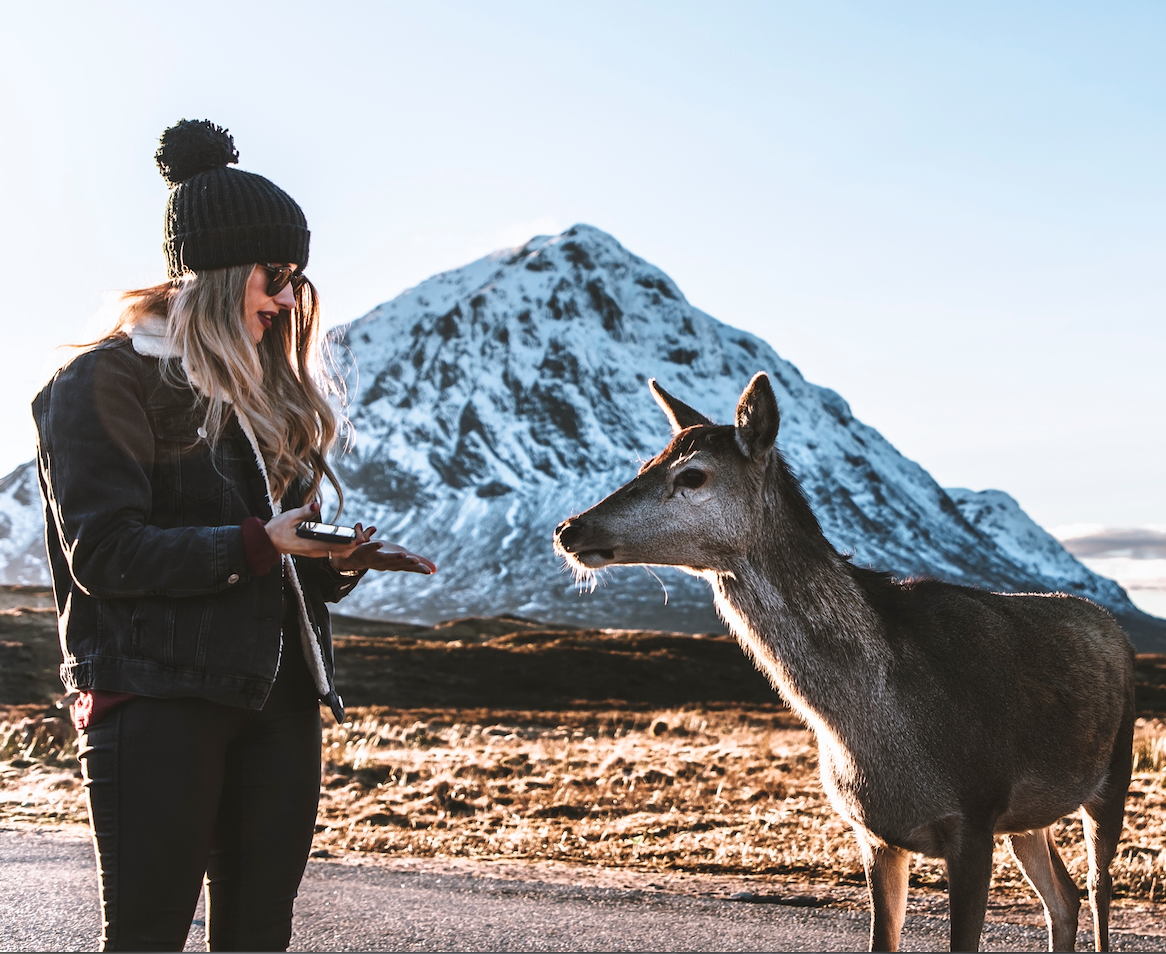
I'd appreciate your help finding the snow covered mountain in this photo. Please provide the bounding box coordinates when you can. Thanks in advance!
[0,461,50,586]
[3,224,1162,649]
[944,488,1130,607]
[326,224,1162,648]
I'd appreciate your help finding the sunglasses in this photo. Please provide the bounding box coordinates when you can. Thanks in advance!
[260,263,309,298]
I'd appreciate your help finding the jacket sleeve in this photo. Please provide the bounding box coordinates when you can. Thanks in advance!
[33,346,248,599]
[314,557,367,603]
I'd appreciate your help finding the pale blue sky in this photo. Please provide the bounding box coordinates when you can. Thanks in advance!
[3,1,1163,530]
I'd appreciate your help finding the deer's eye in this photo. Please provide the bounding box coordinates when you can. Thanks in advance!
[676,468,707,489]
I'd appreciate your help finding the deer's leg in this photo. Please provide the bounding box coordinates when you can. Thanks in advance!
[857,833,910,952]
[944,826,994,952]
[1006,829,1080,951]
[1081,714,1133,953]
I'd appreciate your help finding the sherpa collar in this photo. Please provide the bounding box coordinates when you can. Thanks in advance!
[128,315,178,359]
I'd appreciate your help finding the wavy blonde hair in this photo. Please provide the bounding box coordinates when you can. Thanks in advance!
[110,266,346,510]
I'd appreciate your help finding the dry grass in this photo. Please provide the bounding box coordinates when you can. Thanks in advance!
[3,706,1165,906]
[313,709,1166,904]
[315,706,863,883]
[0,708,86,828]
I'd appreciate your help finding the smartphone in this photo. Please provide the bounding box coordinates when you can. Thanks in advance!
[295,521,358,544]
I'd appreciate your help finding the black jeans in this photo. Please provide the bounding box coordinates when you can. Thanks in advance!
[78,694,322,951]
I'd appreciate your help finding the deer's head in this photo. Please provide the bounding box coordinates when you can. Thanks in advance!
[554,372,780,579]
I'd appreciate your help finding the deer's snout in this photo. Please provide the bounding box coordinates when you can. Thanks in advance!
[554,518,582,551]
[554,517,616,568]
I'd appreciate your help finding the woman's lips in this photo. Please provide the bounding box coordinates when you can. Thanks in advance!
[258,314,273,330]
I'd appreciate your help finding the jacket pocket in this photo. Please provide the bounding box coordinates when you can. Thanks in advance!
[148,405,238,522]
[131,597,178,667]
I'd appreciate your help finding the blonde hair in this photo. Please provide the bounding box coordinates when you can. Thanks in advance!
[109,267,346,510]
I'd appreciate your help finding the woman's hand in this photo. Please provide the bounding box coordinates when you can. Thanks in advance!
[330,540,436,575]
[264,502,363,560]
[264,502,436,574]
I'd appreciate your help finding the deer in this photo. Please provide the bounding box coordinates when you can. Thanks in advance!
[553,372,1134,952]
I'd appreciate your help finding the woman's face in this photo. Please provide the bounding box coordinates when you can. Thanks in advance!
[243,264,299,344]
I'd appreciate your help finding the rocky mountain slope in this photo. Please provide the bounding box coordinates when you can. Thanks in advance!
[3,224,1162,649]
[0,463,49,588]
[326,224,1162,648]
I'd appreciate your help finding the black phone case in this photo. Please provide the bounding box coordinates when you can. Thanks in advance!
[295,525,357,544]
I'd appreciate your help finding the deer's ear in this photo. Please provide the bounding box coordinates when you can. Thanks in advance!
[735,372,779,460]
[650,379,712,435]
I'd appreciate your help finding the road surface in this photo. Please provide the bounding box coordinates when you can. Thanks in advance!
[2,828,1163,952]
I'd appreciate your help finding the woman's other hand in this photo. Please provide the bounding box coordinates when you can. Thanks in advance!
[330,539,436,575]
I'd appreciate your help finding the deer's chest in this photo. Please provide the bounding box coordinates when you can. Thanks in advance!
[814,725,954,846]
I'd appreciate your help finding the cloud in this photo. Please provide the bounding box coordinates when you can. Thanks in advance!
[1054,524,1166,618]
[1054,527,1166,560]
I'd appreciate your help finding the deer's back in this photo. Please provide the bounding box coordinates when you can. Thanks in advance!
[845,569,1133,831]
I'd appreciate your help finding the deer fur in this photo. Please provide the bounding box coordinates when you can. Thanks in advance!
[553,372,1134,952]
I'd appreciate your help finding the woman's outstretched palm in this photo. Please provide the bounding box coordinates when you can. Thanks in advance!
[331,526,435,575]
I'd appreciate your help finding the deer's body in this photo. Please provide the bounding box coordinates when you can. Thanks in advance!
[720,557,1129,855]
[554,374,1134,952]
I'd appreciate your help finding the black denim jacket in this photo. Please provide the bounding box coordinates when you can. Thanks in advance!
[32,335,360,721]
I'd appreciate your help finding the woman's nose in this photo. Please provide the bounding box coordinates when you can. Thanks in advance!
[273,282,297,310]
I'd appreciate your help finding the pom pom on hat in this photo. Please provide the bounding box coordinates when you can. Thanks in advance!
[155,119,240,186]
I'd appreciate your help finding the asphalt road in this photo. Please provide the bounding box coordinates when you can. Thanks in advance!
[2,829,1164,952]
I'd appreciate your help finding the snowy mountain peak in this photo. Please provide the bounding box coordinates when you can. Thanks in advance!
[338,223,748,504]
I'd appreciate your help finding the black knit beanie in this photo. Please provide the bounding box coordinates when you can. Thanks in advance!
[156,119,310,279]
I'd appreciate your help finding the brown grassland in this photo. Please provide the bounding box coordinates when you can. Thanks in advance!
[2,586,1164,924]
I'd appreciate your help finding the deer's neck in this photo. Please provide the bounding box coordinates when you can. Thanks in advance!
[711,466,892,731]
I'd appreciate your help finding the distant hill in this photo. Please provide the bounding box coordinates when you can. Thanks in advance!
[1,589,1163,713]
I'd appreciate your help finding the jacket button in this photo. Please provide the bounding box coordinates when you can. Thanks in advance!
[227,573,240,585]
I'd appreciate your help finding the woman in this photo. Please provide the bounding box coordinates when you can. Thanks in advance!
[33,119,434,952]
